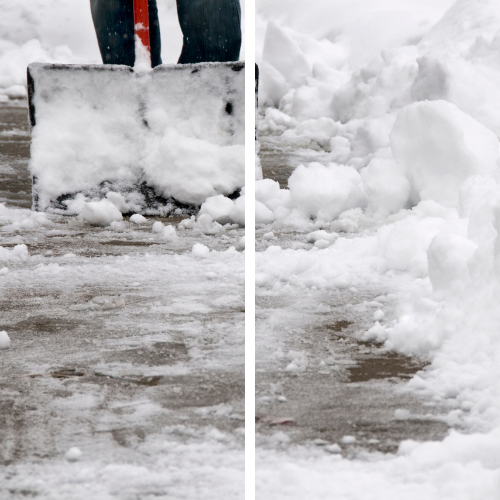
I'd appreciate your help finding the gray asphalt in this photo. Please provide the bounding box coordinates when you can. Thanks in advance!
[0,103,245,473]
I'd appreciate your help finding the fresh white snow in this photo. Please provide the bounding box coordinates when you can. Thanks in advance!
[256,0,500,497]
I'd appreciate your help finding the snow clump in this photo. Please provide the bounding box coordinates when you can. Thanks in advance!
[81,200,123,226]
[130,214,147,224]
[0,331,11,349]
[65,447,82,462]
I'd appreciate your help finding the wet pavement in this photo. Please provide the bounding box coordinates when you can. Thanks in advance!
[0,103,245,480]
[256,136,450,456]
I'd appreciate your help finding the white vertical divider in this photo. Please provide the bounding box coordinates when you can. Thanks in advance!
[244,0,256,497]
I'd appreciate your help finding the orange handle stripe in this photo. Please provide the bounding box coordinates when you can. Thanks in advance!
[133,0,150,55]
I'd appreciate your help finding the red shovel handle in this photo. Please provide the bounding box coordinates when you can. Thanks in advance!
[134,0,151,55]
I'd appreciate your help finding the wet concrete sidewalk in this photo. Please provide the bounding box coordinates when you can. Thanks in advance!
[256,136,450,456]
[0,103,245,486]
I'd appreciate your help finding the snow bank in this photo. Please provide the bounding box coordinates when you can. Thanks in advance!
[29,62,244,214]
[257,0,500,494]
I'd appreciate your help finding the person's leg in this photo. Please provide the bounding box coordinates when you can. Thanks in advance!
[90,0,162,67]
[177,0,241,64]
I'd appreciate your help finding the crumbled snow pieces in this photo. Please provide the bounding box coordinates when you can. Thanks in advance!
[200,194,237,225]
[284,350,308,372]
[64,447,82,462]
[196,214,223,235]
[373,309,385,321]
[192,243,210,259]
[69,296,125,312]
[360,322,386,343]
[0,244,28,262]
[306,230,338,244]
[129,213,147,224]
[394,409,411,420]
[82,199,123,226]
[161,225,177,242]
[0,331,11,349]
[152,221,164,233]
[198,193,246,227]
[106,191,130,213]
[324,444,342,454]
[340,435,356,444]
[178,216,195,230]
[133,33,152,72]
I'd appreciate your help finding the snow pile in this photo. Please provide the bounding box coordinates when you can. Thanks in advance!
[256,0,500,495]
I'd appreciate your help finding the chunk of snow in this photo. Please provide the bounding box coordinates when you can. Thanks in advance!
[130,214,147,224]
[152,221,164,233]
[0,331,11,349]
[288,163,367,221]
[82,199,123,226]
[200,195,236,225]
[106,191,130,213]
[161,225,177,242]
[192,243,210,259]
[65,447,82,462]
[341,435,356,444]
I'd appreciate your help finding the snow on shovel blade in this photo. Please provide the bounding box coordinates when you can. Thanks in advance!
[27,61,245,215]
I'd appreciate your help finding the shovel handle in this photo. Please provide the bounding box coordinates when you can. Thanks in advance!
[133,0,151,55]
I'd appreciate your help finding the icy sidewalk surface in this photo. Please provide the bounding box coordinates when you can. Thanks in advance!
[28,61,245,214]
[0,105,244,499]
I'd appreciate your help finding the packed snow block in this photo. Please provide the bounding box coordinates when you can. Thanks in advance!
[27,61,245,215]
[391,100,499,208]
[288,162,367,221]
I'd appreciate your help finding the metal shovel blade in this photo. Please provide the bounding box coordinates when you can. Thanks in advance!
[28,61,245,215]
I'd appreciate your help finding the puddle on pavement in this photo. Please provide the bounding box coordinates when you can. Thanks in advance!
[348,352,428,383]
[323,318,427,382]
[50,368,84,379]
[9,316,80,334]
[100,240,156,247]
[107,341,189,366]
[326,320,353,334]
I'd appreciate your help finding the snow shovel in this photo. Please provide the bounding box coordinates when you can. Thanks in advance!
[27,0,245,216]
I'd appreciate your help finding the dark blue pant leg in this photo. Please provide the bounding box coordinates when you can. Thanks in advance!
[90,0,162,67]
[177,0,241,64]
